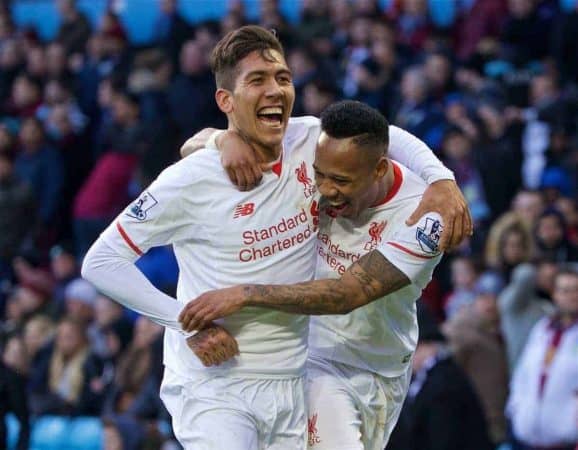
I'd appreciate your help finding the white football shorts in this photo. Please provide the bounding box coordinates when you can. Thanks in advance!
[160,368,307,450]
[306,356,411,450]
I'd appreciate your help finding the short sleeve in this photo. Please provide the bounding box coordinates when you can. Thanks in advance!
[100,162,200,259]
[377,212,443,288]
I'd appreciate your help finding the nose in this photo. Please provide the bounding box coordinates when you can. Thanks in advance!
[317,179,338,199]
[264,78,283,98]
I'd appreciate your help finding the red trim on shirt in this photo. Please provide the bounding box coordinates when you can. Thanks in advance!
[539,322,573,397]
[386,241,437,259]
[271,154,283,176]
[116,222,143,256]
[372,161,403,207]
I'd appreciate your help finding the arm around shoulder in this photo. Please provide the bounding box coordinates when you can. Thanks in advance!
[178,249,412,332]
[180,128,222,158]
[245,249,411,314]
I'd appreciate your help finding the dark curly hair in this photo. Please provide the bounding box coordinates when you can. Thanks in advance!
[210,25,284,90]
[320,100,389,160]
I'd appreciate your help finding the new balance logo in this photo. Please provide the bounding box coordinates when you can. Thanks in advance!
[234,202,255,218]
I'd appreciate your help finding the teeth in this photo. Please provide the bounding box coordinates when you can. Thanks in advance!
[259,107,283,114]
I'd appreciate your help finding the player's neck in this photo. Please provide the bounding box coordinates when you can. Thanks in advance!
[253,143,282,163]
[370,160,395,207]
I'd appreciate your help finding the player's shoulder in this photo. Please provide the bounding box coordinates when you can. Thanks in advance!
[390,162,428,204]
[388,125,431,157]
[388,124,422,144]
[157,148,224,187]
[281,116,321,160]
[288,115,320,128]
[286,116,321,140]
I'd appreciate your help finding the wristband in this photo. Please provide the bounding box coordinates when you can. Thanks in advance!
[206,129,225,150]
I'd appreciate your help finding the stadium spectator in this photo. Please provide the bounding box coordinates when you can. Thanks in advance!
[484,212,534,283]
[4,283,50,335]
[73,90,148,257]
[89,294,132,360]
[551,3,578,82]
[440,126,491,232]
[387,303,493,450]
[507,266,578,449]
[153,0,194,67]
[476,101,523,219]
[498,262,555,371]
[14,116,64,228]
[387,0,434,55]
[45,42,71,80]
[443,273,509,444]
[55,0,91,55]
[301,79,339,117]
[28,316,105,416]
[0,358,30,450]
[393,65,446,150]
[166,39,225,144]
[23,315,55,364]
[511,188,545,228]
[444,255,481,319]
[556,196,578,246]
[104,317,163,420]
[0,39,23,105]
[453,0,508,61]
[64,277,97,326]
[534,208,578,263]
[506,74,563,190]
[499,0,554,68]
[0,150,35,271]
[4,73,42,119]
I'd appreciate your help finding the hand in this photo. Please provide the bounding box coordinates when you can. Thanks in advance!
[179,127,218,158]
[219,131,270,191]
[186,324,239,367]
[179,286,247,332]
[406,179,473,251]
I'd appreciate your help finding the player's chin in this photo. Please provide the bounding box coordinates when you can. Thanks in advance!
[258,133,284,150]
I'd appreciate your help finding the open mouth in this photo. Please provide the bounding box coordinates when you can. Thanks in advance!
[325,202,349,217]
[257,106,284,127]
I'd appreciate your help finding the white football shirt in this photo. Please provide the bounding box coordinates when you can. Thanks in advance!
[309,162,443,377]
[90,117,451,379]
[100,116,321,379]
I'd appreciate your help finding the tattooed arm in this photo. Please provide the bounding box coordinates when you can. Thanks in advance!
[179,250,410,332]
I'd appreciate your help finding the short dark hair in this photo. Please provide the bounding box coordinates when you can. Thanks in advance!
[210,25,284,90]
[320,100,389,159]
[555,265,578,281]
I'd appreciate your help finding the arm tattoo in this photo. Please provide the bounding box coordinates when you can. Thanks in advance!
[244,280,348,315]
[355,250,410,299]
[243,251,410,315]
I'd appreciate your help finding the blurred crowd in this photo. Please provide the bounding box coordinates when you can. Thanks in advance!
[0,0,577,449]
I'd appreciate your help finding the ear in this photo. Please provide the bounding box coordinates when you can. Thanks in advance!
[374,156,388,179]
[215,88,233,114]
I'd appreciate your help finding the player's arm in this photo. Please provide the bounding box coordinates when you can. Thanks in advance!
[82,233,239,365]
[180,128,265,190]
[81,165,239,365]
[180,127,219,157]
[179,249,410,332]
[388,126,473,250]
[82,238,188,332]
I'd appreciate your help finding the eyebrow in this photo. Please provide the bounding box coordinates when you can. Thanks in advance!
[244,68,293,79]
[313,165,352,181]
